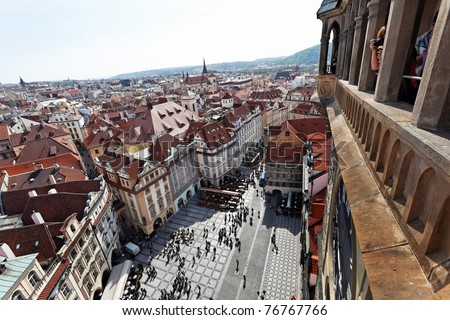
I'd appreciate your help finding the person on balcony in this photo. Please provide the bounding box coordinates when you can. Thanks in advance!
[415,11,438,77]
[370,26,386,72]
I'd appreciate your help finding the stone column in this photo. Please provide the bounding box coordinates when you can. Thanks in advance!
[375,0,420,102]
[343,5,355,80]
[349,0,369,85]
[336,29,347,78]
[412,4,450,130]
[358,0,390,92]
[319,22,330,75]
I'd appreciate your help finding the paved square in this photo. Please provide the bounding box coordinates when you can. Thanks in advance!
[126,171,304,300]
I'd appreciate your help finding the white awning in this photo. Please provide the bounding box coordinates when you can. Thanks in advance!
[101,260,132,300]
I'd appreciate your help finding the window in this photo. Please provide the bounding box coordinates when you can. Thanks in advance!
[28,271,40,287]
[75,263,85,276]
[11,290,25,300]
[61,283,71,298]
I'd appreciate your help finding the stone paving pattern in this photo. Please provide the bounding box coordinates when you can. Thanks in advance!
[129,172,303,300]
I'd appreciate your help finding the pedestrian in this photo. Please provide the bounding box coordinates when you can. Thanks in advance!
[236,258,240,273]
[243,275,246,289]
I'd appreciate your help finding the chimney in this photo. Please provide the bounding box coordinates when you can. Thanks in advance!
[28,190,38,197]
[31,211,45,225]
[49,174,57,185]
[0,243,15,259]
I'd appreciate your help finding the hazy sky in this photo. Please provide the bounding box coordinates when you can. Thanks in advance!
[0,0,323,83]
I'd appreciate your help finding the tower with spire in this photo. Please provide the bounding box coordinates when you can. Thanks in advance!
[19,77,26,90]
[202,58,208,74]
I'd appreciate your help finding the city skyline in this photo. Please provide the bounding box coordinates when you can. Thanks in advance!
[0,0,323,84]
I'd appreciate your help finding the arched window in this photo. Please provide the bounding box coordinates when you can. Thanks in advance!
[28,270,40,287]
[11,290,26,300]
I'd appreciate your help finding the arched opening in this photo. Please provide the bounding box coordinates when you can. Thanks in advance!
[357,108,366,138]
[166,208,174,220]
[11,290,26,300]
[365,118,374,152]
[383,139,401,187]
[407,168,436,236]
[354,102,361,131]
[327,21,341,75]
[194,183,199,192]
[101,269,111,288]
[361,112,371,145]
[28,270,40,288]
[153,217,163,231]
[93,289,104,300]
[426,196,450,265]
[272,189,282,206]
[376,129,390,175]
[177,198,184,210]
[111,248,123,266]
[369,123,381,162]
[392,151,415,213]
[186,190,192,199]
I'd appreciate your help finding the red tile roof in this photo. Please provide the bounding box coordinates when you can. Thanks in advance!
[184,75,211,85]
[37,262,68,300]
[290,103,315,115]
[0,125,10,141]
[10,123,69,147]
[2,179,100,217]
[0,224,58,262]
[191,121,233,149]
[152,134,180,162]
[7,166,86,190]
[15,138,78,164]
[21,193,89,225]
[0,153,83,176]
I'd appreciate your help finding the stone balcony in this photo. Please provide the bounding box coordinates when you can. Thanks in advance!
[318,74,450,297]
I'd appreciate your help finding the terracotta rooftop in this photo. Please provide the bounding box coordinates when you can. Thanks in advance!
[2,179,100,217]
[15,137,78,164]
[10,123,69,147]
[0,224,58,262]
[7,166,86,190]
[0,153,83,176]
[0,126,10,141]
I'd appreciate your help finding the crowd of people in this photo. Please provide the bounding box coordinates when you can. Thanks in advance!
[134,170,266,300]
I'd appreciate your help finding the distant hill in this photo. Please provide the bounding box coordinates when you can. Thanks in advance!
[114,44,321,79]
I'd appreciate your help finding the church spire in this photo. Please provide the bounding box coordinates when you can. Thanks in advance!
[19,77,26,89]
[202,58,208,74]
